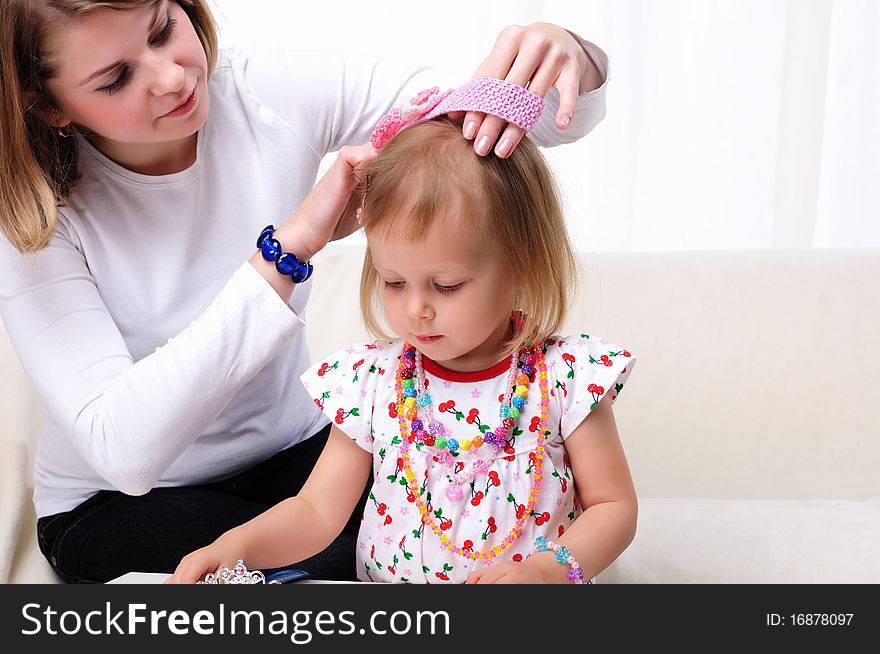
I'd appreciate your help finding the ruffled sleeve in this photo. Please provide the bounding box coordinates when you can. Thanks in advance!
[545,334,636,440]
[300,341,397,451]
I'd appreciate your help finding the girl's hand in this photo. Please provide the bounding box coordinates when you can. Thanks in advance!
[165,535,246,584]
[275,143,377,261]
[463,23,599,157]
[464,559,547,584]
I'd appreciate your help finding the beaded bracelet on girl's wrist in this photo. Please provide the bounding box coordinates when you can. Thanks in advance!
[528,536,587,584]
[256,225,314,284]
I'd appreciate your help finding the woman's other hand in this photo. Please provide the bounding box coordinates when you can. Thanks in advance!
[250,143,376,296]
[276,143,377,261]
[463,23,601,158]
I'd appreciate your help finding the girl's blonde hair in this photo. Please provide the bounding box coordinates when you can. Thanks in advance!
[0,0,219,254]
[358,118,577,358]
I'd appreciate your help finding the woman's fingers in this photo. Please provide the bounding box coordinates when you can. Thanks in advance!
[491,124,525,158]
[466,23,588,154]
[339,142,379,171]
[472,114,509,156]
[332,143,377,241]
[280,143,377,253]
[551,65,581,129]
[471,35,542,156]
[462,35,519,144]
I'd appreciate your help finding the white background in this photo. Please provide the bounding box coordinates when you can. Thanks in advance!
[208,0,879,252]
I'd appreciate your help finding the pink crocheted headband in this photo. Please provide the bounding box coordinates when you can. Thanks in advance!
[369,77,545,150]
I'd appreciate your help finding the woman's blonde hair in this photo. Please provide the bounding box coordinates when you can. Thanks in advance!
[358,118,577,358]
[0,0,218,253]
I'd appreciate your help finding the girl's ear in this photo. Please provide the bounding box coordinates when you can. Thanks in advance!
[25,91,71,129]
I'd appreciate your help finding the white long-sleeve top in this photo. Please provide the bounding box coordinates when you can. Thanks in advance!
[0,43,608,518]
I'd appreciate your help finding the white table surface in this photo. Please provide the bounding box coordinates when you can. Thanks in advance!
[107,572,355,584]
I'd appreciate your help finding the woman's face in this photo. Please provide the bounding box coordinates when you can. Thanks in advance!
[42,0,209,172]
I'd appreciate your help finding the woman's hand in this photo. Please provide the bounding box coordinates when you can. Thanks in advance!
[275,143,377,261]
[464,23,600,157]
[464,558,548,584]
[165,534,247,584]
[249,143,376,297]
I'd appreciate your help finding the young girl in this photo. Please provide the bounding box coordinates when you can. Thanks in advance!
[0,0,608,582]
[169,80,637,584]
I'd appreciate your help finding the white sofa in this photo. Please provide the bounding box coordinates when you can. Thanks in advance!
[3,246,879,583]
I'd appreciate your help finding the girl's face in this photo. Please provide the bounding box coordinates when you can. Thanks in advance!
[369,212,517,372]
[43,0,208,173]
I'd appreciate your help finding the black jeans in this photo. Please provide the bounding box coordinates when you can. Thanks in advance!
[37,425,370,583]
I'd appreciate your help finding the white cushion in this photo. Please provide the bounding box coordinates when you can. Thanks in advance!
[598,498,880,583]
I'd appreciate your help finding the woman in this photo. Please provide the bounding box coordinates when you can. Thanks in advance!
[0,0,607,582]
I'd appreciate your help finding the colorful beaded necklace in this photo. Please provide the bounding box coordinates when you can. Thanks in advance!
[396,340,550,563]
[412,348,519,496]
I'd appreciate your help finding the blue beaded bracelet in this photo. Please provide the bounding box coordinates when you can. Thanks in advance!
[256,225,314,284]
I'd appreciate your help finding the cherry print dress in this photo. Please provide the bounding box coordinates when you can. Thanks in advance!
[300,334,635,583]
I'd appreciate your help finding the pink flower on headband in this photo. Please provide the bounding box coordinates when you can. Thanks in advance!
[370,86,452,150]
[370,108,407,150]
[368,78,544,151]
[403,86,451,119]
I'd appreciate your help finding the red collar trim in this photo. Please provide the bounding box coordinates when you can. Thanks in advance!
[422,355,511,382]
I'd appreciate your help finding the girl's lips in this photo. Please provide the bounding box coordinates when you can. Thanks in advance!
[415,335,442,344]
[161,86,197,118]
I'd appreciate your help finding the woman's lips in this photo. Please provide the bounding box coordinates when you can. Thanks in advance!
[161,86,197,118]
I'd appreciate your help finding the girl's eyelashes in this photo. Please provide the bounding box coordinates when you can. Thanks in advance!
[97,15,177,95]
[435,283,464,294]
[382,280,464,294]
